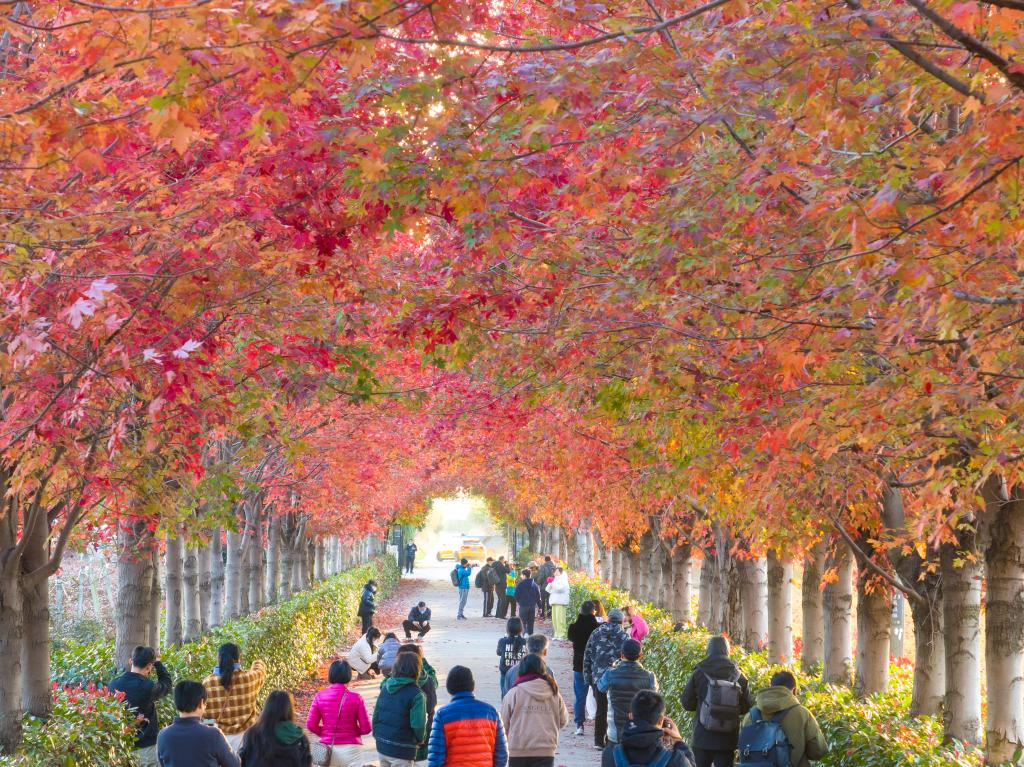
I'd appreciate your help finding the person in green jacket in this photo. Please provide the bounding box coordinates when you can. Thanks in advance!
[741,671,827,767]
[372,652,428,767]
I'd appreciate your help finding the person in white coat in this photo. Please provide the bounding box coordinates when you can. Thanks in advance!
[347,628,382,678]
[546,568,571,640]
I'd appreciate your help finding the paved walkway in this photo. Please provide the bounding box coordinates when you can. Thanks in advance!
[296,561,596,767]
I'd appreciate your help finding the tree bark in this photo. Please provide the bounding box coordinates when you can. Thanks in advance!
[164,533,184,645]
[246,515,263,613]
[801,540,826,669]
[115,519,157,674]
[629,548,644,599]
[266,517,280,603]
[182,545,201,642]
[225,528,243,619]
[148,551,161,648]
[697,553,716,628]
[210,526,224,627]
[0,568,24,754]
[671,542,693,624]
[941,529,982,745]
[854,567,891,697]
[197,539,212,635]
[766,551,793,664]
[823,544,854,685]
[738,557,768,652]
[724,552,744,640]
[315,539,326,581]
[20,500,52,719]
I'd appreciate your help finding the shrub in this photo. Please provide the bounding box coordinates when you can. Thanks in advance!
[569,574,984,767]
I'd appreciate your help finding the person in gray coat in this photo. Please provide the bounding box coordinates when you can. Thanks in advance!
[597,639,658,744]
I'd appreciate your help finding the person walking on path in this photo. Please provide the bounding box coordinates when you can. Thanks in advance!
[157,680,239,767]
[427,666,508,767]
[497,618,528,697]
[500,655,568,767]
[358,580,378,634]
[600,690,695,767]
[623,606,649,642]
[567,600,600,736]
[535,557,556,620]
[348,627,382,679]
[546,567,570,640]
[397,643,439,764]
[239,690,312,767]
[739,671,827,767]
[597,639,658,745]
[493,558,511,618]
[478,557,497,617]
[372,652,428,767]
[503,633,548,695]
[583,608,628,749]
[405,542,418,574]
[306,660,372,767]
[108,645,173,766]
[680,636,751,767]
[514,569,542,635]
[378,633,403,677]
[455,559,474,620]
[404,602,432,639]
[202,643,267,751]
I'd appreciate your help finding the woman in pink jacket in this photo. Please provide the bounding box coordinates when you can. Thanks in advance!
[307,660,371,766]
[623,605,649,642]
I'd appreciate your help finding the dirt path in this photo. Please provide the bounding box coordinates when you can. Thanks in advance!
[293,561,597,767]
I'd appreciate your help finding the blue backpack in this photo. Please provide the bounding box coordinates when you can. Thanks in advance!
[611,744,673,767]
[737,706,795,767]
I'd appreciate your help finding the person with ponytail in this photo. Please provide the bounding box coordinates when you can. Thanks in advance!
[499,655,568,767]
[202,642,268,750]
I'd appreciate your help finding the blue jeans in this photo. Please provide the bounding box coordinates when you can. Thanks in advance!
[573,672,587,727]
[458,588,469,617]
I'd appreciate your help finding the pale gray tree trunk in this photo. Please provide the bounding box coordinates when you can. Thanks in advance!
[823,544,854,685]
[671,542,693,624]
[20,507,51,719]
[697,554,716,628]
[738,557,768,652]
[315,540,326,581]
[854,563,891,696]
[280,538,296,601]
[941,528,982,745]
[0,565,24,754]
[266,517,280,604]
[197,541,212,635]
[210,527,224,627]
[164,533,184,645]
[182,546,201,642]
[724,552,744,640]
[630,548,644,599]
[115,520,157,674]
[766,551,793,664]
[225,528,243,620]
[245,511,263,613]
[801,540,826,669]
[148,553,161,648]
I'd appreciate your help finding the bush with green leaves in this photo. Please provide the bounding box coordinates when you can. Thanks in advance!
[570,575,983,767]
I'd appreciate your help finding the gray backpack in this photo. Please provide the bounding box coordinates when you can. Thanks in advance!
[699,671,743,733]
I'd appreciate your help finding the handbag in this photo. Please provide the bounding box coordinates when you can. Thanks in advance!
[586,686,598,720]
[310,688,348,767]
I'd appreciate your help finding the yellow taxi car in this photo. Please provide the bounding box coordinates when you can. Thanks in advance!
[436,546,458,562]
[459,539,486,563]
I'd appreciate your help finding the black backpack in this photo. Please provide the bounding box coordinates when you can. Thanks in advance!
[699,671,743,733]
[450,567,460,587]
[475,569,486,588]
[737,706,795,767]
[611,744,673,767]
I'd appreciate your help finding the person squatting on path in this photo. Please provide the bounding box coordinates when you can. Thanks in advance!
[238,690,312,767]
[378,633,403,677]
[504,633,548,696]
[514,568,542,635]
[597,639,658,746]
[396,643,439,764]
[567,600,600,735]
[202,642,268,751]
[372,651,428,767]
[584,607,628,748]
[108,645,173,767]
[680,636,751,767]
[500,654,569,767]
[404,602,432,639]
[455,558,474,620]
[348,627,382,679]
[600,690,695,767]
[358,580,378,634]
[307,660,372,767]
[405,541,418,573]
[157,680,240,767]
[478,557,497,617]
[427,665,508,767]
[739,671,827,767]
[496,617,528,696]
[545,567,570,640]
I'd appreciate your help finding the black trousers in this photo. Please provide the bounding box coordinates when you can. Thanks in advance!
[496,592,509,618]
[520,605,536,635]
[693,749,736,767]
[360,613,373,634]
[403,620,430,638]
[509,758,554,767]
[539,589,550,618]
[482,589,495,616]
[593,687,608,747]
[405,555,415,573]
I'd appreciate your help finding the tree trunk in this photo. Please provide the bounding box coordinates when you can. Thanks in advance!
[941,528,982,745]
[643,531,662,605]
[20,501,51,719]
[766,551,793,664]
[630,548,644,599]
[280,538,296,601]
[738,557,768,652]
[210,526,224,627]
[148,551,161,648]
[246,519,263,613]
[697,554,716,628]
[724,552,744,640]
[315,540,326,581]
[164,533,184,645]
[801,540,826,669]
[225,528,243,619]
[671,542,693,624]
[115,520,157,674]
[823,544,854,685]
[907,582,944,717]
[0,568,24,754]
[182,545,201,642]
[197,540,212,635]
[854,569,891,697]
[980,479,1024,763]
[527,522,541,554]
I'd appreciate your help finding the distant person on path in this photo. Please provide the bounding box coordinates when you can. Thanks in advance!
[680,635,751,767]
[397,643,439,764]
[372,652,428,767]
[500,654,568,767]
[504,633,549,695]
[405,542,418,574]
[427,666,508,767]
[404,602,432,639]
[493,558,511,618]
[157,680,239,767]
[378,633,403,677]
[597,639,658,745]
[583,608,628,748]
[623,606,649,642]
[546,567,571,640]
[358,579,378,634]
[108,645,173,766]
[478,557,497,617]
[306,660,372,767]
[514,569,542,635]
[600,690,695,767]
[202,642,267,751]
[496,617,527,696]
[504,564,519,618]
[739,671,827,767]
[239,690,312,767]
[567,600,600,736]
[535,556,556,619]
[348,627,382,679]
[455,558,473,620]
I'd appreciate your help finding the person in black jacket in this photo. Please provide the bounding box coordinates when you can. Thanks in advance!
[680,636,751,767]
[493,558,511,618]
[239,690,312,767]
[566,600,599,735]
[404,601,432,639]
[601,690,694,767]
[358,579,377,634]
[597,639,658,745]
[108,645,172,763]
[513,569,542,635]
[478,557,496,617]
[157,680,239,767]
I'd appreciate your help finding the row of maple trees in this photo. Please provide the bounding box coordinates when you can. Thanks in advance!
[1,0,1022,761]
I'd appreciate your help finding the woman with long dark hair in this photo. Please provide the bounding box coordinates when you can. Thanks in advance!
[239,690,312,767]
[499,655,568,767]
[347,627,382,679]
[202,642,267,751]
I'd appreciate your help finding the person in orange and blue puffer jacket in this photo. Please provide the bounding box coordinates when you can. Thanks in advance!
[427,666,508,767]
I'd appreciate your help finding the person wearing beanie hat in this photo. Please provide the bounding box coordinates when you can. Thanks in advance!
[597,639,658,745]
[680,635,752,767]
[583,607,628,748]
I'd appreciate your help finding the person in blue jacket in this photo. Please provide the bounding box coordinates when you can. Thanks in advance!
[428,666,508,767]
[455,559,474,620]
[513,569,542,635]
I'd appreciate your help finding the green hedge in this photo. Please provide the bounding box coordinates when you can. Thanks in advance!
[570,575,983,767]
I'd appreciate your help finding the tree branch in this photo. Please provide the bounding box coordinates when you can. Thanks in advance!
[828,514,926,605]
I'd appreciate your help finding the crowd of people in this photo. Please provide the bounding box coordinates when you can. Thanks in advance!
[108,560,827,767]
